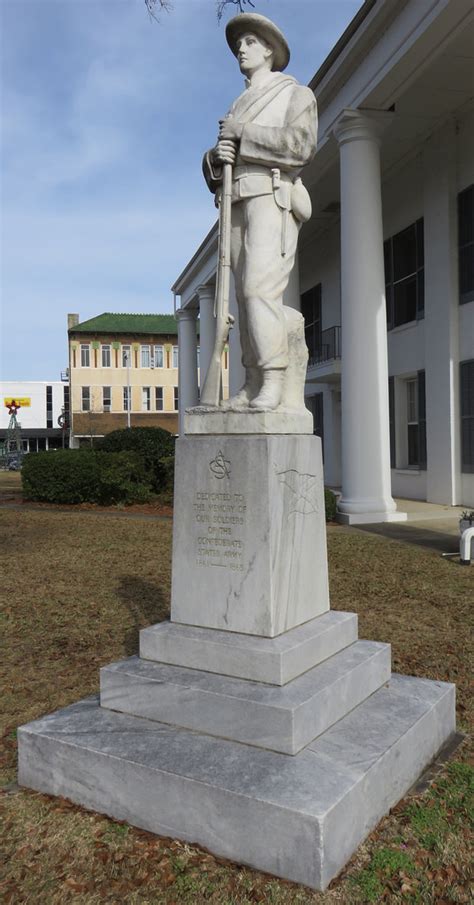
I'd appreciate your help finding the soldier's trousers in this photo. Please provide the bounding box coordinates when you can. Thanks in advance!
[230,193,300,371]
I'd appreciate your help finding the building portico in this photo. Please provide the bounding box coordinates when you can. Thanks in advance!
[174,0,474,514]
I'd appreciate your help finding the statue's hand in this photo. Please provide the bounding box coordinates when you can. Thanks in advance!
[219,118,244,142]
[212,140,237,166]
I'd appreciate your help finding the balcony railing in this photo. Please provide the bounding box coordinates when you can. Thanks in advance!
[308,326,341,367]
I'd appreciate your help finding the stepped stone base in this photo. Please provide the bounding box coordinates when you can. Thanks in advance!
[140,611,358,685]
[18,675,455,891]
[100,640,390,755]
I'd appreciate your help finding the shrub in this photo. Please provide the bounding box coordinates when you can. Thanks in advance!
[97,427,175,491]
[324,487,337,522]
[22,450,152,505]
[158,454,175,494]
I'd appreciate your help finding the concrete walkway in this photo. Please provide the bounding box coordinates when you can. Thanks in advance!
[355,498,468,556]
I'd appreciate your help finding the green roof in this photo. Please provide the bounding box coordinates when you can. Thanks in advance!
[70,313,180,336]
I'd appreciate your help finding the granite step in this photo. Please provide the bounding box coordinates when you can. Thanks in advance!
[140,611,359,686]
[100,639,391,755]
[18,675,456,890]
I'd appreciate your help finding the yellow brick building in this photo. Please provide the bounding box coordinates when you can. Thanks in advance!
[68,312,199,444]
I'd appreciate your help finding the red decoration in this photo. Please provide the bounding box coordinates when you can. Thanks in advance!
[6,400,21,416]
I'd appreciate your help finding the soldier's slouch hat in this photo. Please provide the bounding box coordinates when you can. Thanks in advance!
[226,13,290,72]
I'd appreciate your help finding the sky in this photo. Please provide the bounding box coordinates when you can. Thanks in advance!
[1,0,362,380]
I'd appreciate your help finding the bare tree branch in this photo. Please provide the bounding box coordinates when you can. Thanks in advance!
[144,0,258,25]
[144,0,173,23]
[216,0,256,24]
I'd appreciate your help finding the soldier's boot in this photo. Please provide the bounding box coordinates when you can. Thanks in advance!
[223,368,261,410]
[249,369,285,411]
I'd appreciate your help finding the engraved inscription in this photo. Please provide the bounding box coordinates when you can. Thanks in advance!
[276,469,320,515]
[209,450,231,480]
[193,490,246,571]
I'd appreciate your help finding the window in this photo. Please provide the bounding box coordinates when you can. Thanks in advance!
[172,345,179,368]
[155,387,164,411]
[103,386,111,412]
[63,385,70,419]
[81,387,90,411]
[405,371,426,468]
[101,345,111,367]
[389,377,395,467]
[154,345,164,368]
[406,380,419,466]
[301,284,322,361]
[458,185,474,305]
[122,345,131,367]
[141,345,150,368]
[174,386,179,411]
[460,360,474,473]
[385,219,424,329]
[46,385,53,429]
[80,344,90,367]
[142,387,151,411]
[123,386,130,412]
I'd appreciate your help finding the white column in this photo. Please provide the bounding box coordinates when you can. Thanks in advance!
[423,129,460,504]
[334,109,405,524]
[176,307,199,435]
[197,284,216,391]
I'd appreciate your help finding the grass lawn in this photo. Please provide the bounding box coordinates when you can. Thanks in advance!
[1,475,473,903]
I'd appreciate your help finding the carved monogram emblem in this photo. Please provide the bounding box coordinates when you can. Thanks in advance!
[277,469,319,515]
[209,450,231,480]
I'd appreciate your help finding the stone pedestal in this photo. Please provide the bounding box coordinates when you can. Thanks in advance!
[171,435,329,637]
[17,430,456,891]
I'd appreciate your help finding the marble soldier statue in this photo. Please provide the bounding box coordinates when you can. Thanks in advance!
[203,13,317,411]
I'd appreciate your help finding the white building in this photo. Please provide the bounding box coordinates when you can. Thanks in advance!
[174,0,474,520]
[0,381,69,452]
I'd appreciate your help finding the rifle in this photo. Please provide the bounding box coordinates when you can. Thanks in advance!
[200,161,234,407]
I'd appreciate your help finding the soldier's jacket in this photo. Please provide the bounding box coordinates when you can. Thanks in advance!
[203,70,317,218]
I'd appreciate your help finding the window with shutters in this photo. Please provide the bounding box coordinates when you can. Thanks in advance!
[80,344,90,367]
[460,360,474,473]
[458,185,474,305]
[81,387,90,412]
[404,372,426,469]
[389,377,395,467]
[101,345,111,367]
[123,386,130,412]
[142,387,151,411]
[384,219,424,329]
[103,386,111,412]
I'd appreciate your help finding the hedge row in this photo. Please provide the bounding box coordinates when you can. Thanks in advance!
[22,449,155,505]
[97,427,175,492]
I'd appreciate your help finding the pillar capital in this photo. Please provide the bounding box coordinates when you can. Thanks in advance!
[333,109,393,147]
[176,306,198,323]
[197,284,215,305]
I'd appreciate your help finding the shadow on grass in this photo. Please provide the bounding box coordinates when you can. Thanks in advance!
[117,575,170,656]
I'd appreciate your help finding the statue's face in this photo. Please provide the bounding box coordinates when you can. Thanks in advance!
[236,33,273,75]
